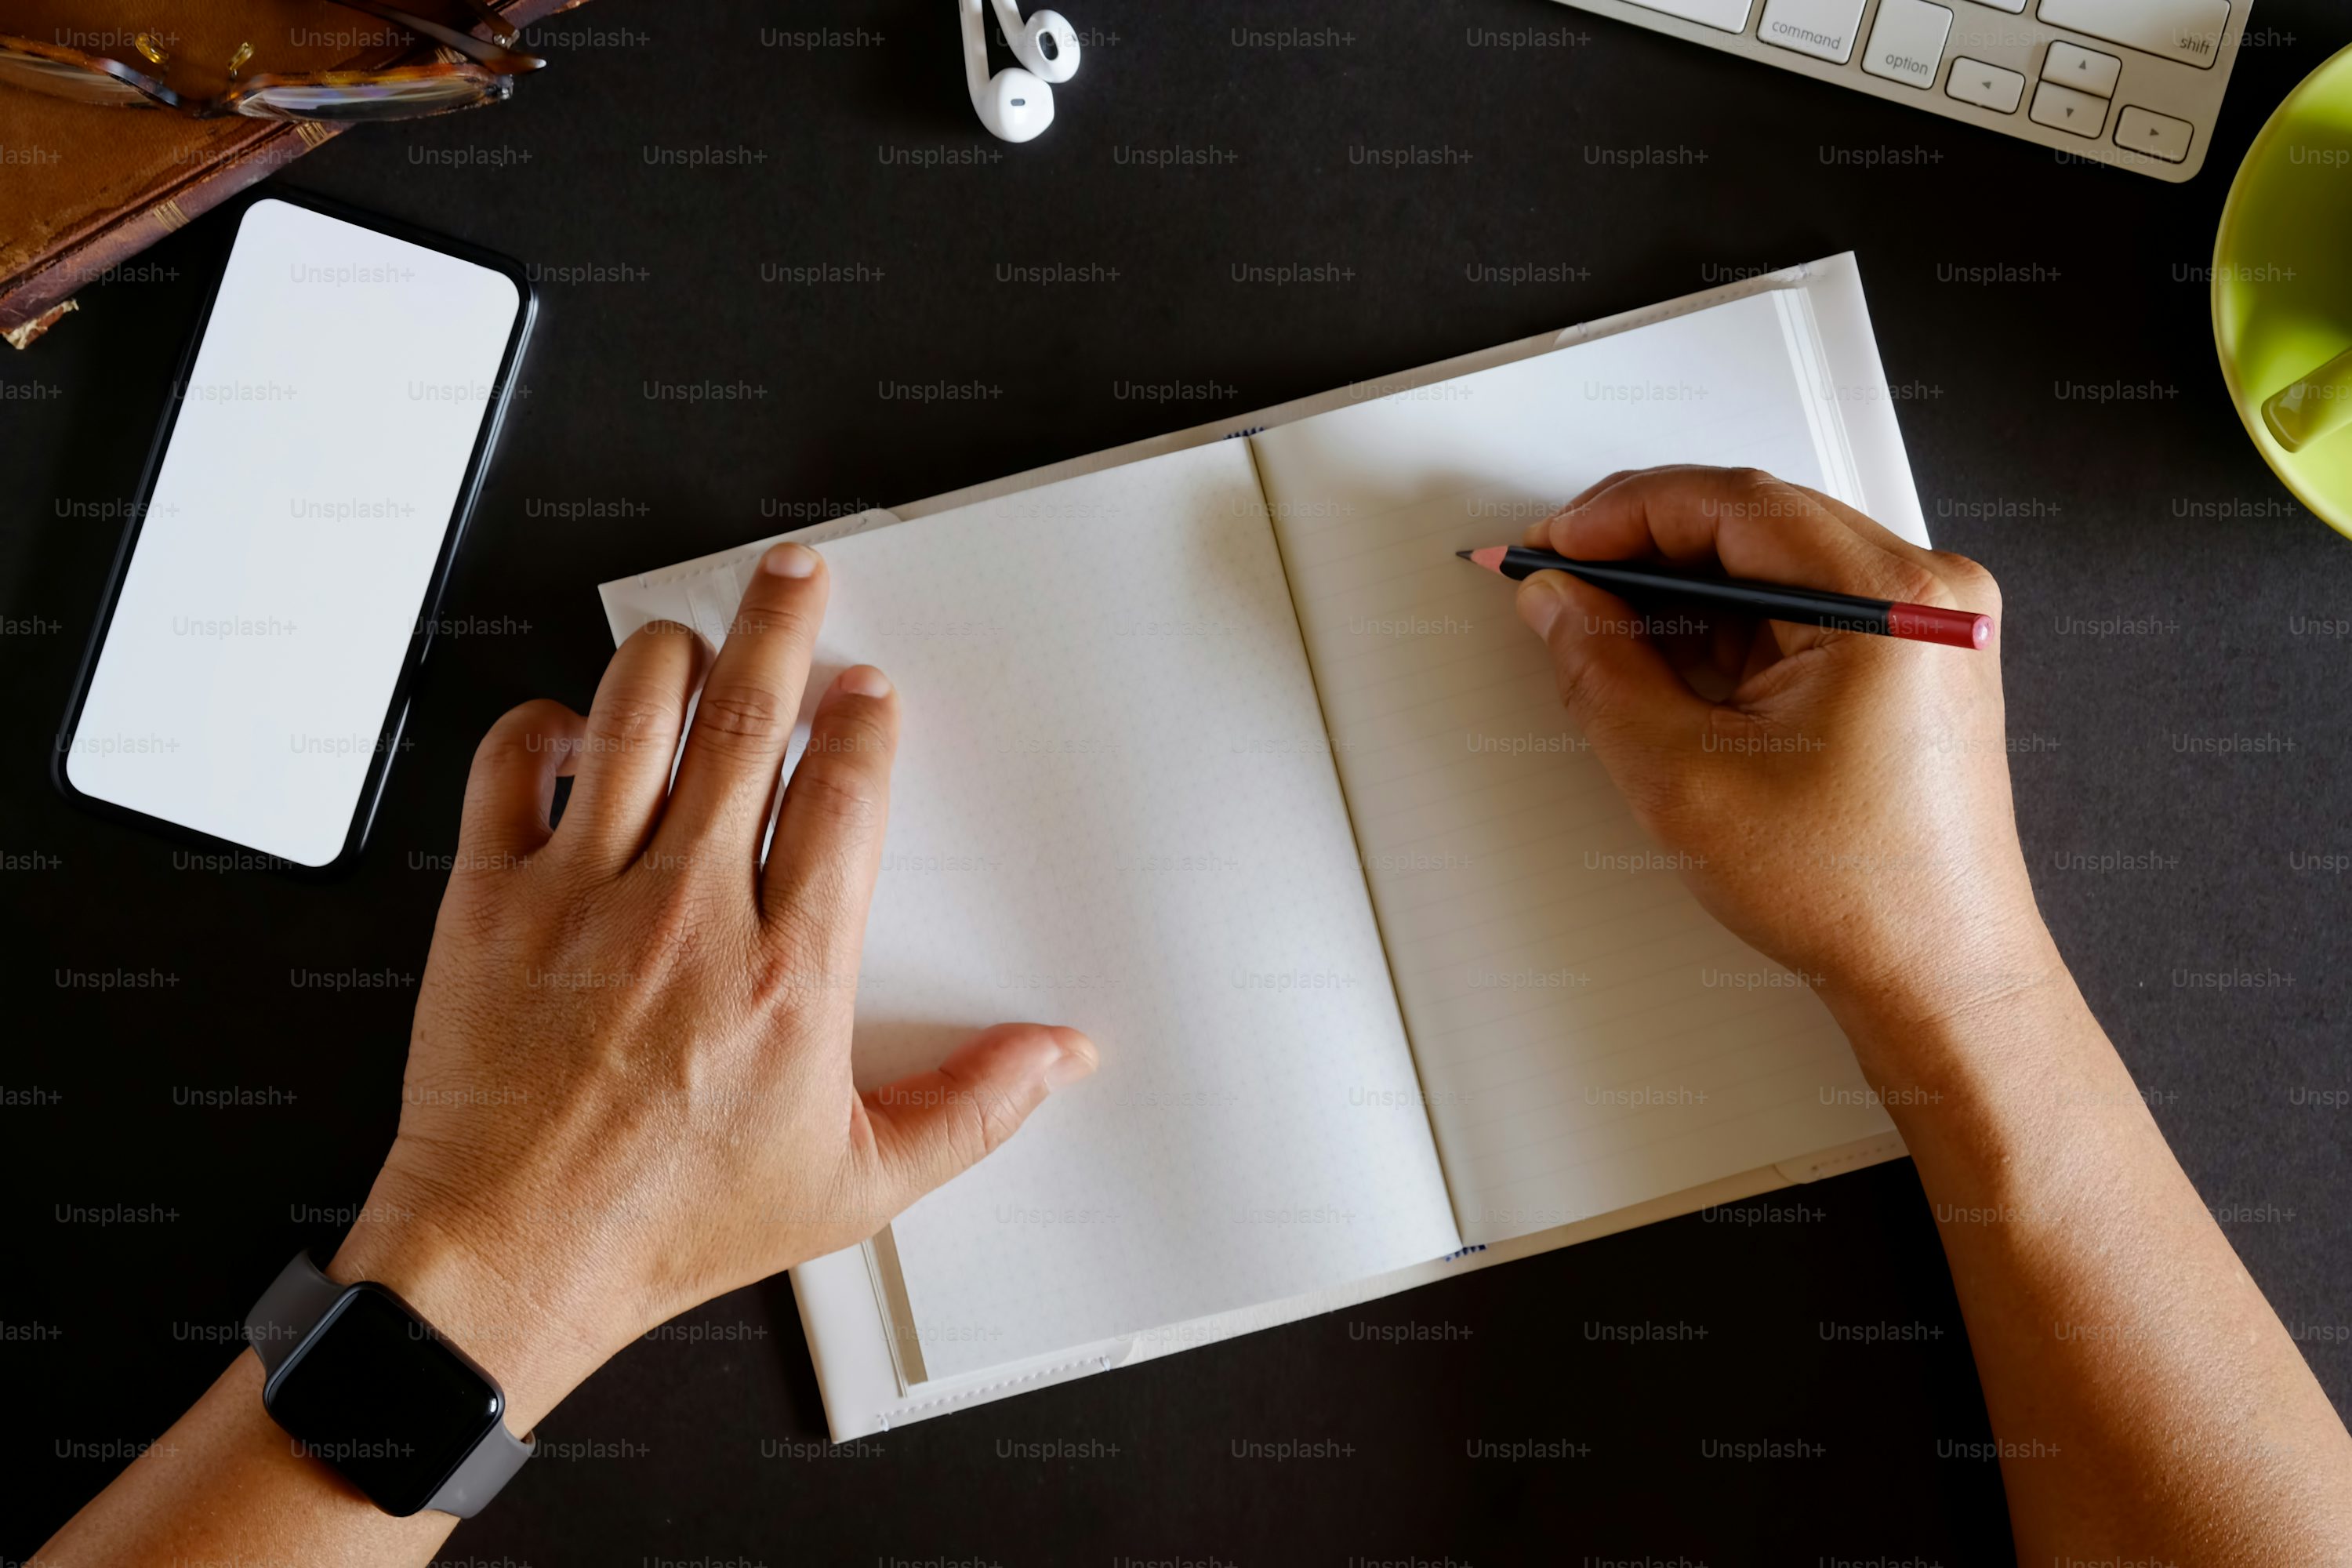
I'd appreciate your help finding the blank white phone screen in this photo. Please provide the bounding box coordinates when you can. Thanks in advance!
[67,199,523,867]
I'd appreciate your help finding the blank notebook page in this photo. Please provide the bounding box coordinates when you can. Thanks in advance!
[764,441,1460,1380]
[1248,291,1898,1248]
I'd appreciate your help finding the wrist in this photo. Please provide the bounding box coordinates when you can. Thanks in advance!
[325,1187,630,1433]
[1791,838,2053,1034]
[1817,913,2075,1082]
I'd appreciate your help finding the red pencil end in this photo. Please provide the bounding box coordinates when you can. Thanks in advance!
[1888,603,1994,650]
[1461,546,1509,574]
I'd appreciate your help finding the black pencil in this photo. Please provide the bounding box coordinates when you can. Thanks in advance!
[1457,546,1991,651]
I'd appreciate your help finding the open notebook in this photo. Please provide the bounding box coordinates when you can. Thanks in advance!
[601,257,1924,1438]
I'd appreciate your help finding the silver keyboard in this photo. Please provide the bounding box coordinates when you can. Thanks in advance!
[1545,0,2250,181]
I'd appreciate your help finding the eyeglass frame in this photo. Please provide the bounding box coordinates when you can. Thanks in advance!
[0,0,543,121]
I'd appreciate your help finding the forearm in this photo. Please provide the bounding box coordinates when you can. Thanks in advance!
[1506,467,2350,1553]
[37,1352,459,1567]
[1831,935,2352,1562]
[40,1216,604,1568]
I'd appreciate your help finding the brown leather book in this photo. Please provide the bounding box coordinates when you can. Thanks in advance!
[0,0,585,347]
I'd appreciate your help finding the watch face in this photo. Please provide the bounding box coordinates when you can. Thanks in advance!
[264,1283,503,1516]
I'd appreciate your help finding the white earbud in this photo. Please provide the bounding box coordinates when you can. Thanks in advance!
[961,0,1081,143]
[991,0,1080,82]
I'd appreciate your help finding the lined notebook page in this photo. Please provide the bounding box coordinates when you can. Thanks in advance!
[1248,291,1897,1248]
[712,441,1459,1380]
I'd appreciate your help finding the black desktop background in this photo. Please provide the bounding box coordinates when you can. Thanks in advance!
[5,2,2349,1560]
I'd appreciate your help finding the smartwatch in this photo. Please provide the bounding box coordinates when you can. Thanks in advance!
[244,1251,535,1518]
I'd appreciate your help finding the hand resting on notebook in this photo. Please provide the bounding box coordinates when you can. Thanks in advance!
[330,539,1102,1423]
[1510,465,2352,1564]
[39,540,1099,1564]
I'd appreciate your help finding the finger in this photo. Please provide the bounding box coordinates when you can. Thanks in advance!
[1708,608,1762,692]
[858,1025,1098,1208]
[1600,586,1764,700]
[1642,608,1748,705]
[1737,617,1785,689]
[659,541,828,862]
[563,619,706,871]
[1522,465,1702,549]
[1521,466,1662,546]
[1536,468,1949,626]
[456,699,582,869]
[1638,604,1722,684]
[762,666,899,954]
[1517,571,1715,757]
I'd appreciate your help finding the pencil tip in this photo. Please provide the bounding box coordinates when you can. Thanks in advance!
[1454,550,1475,561]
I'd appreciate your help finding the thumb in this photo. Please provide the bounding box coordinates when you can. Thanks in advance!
[859,1023,1098,1209]
[1517,570,1714,759]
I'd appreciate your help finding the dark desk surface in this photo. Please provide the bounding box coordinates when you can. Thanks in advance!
[7,2,2350,1560]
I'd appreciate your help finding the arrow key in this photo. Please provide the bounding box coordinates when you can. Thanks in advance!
[1945,56,2024,114]
[2115,105,2194,164]
[2030,79,2107,137]
[2042,42,2122,98]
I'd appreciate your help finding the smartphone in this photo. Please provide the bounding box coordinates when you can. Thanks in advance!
[56,193,534,873]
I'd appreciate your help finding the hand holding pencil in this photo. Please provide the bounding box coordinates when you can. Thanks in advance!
[1457,546,1992,648]
[1483,466,2046,1030]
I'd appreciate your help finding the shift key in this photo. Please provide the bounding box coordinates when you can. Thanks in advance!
[2034,0,2230,70]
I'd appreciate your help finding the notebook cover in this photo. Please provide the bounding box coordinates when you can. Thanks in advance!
[0,0,587,348]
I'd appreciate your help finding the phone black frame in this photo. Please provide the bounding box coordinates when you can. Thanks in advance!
[53,187,536,879]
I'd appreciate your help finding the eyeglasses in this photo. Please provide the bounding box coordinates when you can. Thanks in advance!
[0,0,545,122]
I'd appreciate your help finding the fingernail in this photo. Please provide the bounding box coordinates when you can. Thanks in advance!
[837,665,891,699]
[1042,1029,1098,1091]
[761,542,818,578]
[1521,518,1549,546]
[1516,573,1566,639]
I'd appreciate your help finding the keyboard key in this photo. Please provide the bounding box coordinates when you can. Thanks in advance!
[1946,56,2026,112]
[1972,0,2025,9]
[1862,0,1952,88]
[1621,0,1757,31]
[2029,79,2108,136]
[2034,0,2230,71]
[1759,0,1868,64]
[2115,105,2194,162]
[2042,41,2121,97]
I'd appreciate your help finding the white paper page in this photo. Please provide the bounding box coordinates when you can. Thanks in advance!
[1248,292,1897,1248]
[612,441,1460,1380]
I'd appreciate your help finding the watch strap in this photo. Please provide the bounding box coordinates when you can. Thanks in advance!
[243,1250,535,1517]
[245,1249,347,1377]
[426,1415,535,1518]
